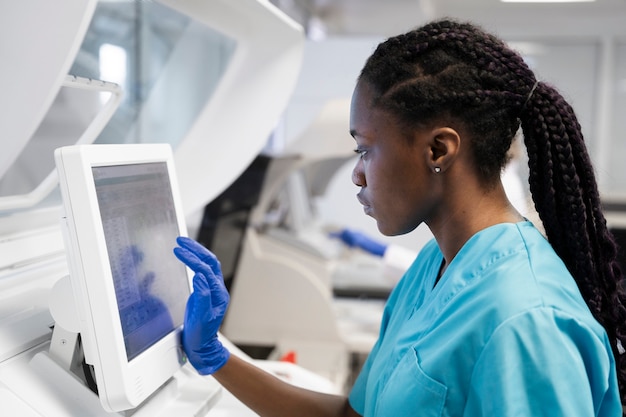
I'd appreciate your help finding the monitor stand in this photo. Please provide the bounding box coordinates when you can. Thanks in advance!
[42,275,222,416]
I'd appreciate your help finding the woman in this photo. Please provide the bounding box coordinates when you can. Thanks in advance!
[174,18,626,416]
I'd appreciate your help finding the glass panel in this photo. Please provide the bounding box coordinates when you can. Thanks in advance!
[0,1,235,214]
[70,1,236,147]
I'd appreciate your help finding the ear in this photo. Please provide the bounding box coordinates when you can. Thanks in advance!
[427,127,461,173]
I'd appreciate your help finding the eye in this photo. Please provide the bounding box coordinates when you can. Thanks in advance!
[354,147,368,159]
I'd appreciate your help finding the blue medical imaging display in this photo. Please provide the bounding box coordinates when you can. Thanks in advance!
[93,162,189,360]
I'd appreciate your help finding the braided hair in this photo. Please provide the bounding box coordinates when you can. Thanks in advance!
[359,18,626,407]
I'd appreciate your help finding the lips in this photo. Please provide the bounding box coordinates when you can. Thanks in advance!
[357,193,372,215]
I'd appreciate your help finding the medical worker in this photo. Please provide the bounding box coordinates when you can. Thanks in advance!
[174,18,626,416]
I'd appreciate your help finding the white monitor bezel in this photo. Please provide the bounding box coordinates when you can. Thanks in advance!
[54,143,192,412]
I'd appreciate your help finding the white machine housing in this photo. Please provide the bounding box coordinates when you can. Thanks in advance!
[0,0,306,415]
[53,144,192,412]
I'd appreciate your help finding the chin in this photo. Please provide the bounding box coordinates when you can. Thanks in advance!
[378,222,419,237]
[376,223,399,237]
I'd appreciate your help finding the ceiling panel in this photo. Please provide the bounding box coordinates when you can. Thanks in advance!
[272,0,626,38]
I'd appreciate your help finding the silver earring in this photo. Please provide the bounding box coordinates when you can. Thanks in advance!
[434,167,441,173]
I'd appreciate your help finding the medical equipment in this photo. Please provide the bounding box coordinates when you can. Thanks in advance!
[50,143,220,413]
[0,0,331,413]
[330,229,388,257]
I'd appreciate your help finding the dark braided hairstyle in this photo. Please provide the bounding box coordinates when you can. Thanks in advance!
[359,18,626,407]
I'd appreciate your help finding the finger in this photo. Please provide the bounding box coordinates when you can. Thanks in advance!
[176,237,223,275]
[206,271,229,309]
[192,272,211,296]
[174,246,214,278]
[193,271,228,315]
[206,266,227,294]
[176,236,213,261]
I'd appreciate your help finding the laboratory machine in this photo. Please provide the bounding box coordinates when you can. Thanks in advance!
[0,0,340,415]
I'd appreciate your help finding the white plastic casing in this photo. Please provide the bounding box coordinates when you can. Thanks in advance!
[54,144,192,412]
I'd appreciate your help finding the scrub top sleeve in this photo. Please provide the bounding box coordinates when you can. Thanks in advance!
[348,264,410,415]
[348,298,391,415]
[464,308,620,417]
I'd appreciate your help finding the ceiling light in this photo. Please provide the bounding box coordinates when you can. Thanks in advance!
[501,0,595,3]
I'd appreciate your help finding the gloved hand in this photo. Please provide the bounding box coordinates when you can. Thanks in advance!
[173,236,230,375]
[330,228,387,257]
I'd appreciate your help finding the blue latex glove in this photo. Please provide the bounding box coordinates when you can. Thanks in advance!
[173,236,230,375]
[330,228,387,257]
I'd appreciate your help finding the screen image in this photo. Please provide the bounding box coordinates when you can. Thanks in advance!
[93,162,189,360]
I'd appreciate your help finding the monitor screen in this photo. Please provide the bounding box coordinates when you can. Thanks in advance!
[93,162,188,360]
[55,143,191,412]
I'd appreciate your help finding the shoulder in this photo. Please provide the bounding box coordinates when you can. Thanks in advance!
[468,307,619,416]
[435,222,597,335]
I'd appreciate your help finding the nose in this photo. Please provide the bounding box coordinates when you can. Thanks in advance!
[352,159,365,187]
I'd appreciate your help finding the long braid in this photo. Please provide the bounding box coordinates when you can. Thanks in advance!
[523,81,626,404]
[360,18,626,408]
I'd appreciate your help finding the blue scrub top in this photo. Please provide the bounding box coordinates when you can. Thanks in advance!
[349,222,621,416]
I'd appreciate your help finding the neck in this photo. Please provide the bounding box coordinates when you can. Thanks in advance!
[428,182,523,267]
